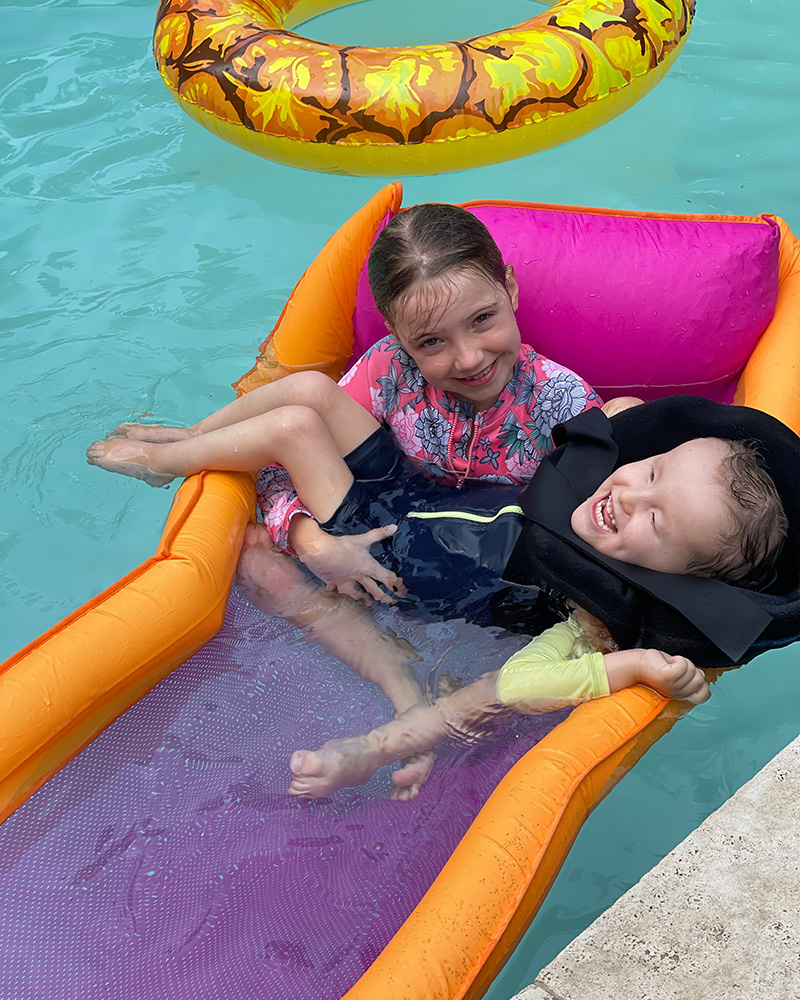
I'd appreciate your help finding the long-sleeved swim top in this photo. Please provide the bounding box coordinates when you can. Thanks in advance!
[495,618,610,713]
[257,336,601,550]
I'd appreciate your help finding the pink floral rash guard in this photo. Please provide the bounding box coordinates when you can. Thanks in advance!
[257,336,601,550]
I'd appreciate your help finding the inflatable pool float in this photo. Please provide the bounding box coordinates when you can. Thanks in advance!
[2,184,800,999]
[153,0,695,175]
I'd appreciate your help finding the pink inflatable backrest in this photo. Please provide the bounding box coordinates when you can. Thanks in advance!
[352,204,780,402]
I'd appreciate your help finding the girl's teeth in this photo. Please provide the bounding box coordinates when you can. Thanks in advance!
[464,363,492,381]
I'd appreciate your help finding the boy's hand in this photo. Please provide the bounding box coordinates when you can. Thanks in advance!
[296,525,406,605]
[569,603,619,652]
[638,649,710,704]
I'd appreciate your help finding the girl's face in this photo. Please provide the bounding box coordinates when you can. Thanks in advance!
[570,438,732,574]
[387,267,521,412]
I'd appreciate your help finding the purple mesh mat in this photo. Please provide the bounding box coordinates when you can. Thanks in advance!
[0,587,572,1000]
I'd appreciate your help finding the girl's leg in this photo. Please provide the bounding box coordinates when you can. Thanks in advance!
[89,405,363,521]
[114,371,378,457]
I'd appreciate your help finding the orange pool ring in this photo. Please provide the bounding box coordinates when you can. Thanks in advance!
[153,0,695,175]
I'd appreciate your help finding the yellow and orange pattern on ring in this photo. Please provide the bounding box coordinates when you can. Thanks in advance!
[153,0,695,174]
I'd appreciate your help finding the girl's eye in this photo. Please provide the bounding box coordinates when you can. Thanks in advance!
[421,337,441,349]
[474,312,492,325]
[649,467,655,483]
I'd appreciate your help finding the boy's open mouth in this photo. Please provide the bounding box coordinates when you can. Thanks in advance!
[594,493,618,533]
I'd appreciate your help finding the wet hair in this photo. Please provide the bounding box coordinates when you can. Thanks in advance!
[368,203,508,325]
[686,438,788,591]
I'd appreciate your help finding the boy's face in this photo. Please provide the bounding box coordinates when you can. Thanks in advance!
[570,438,732,575]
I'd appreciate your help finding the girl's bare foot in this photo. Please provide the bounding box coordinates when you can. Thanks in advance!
[288,737,380,798]
[86,439,175,488]
[111,421,197,443]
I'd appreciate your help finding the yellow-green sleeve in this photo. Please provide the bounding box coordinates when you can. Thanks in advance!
[495,618,610,714]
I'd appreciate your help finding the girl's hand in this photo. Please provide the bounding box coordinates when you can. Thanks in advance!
[601,396,644,419]
[637,649,710,704]
[296,525,406,605]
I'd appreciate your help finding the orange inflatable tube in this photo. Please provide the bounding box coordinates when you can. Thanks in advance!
[2,183,799,999]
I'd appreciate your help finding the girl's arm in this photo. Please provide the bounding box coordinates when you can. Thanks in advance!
[257,465,404,604]
[288,515,404,604]
[259,345,386,551]
[601,395,644,418]
[258,342,399,597]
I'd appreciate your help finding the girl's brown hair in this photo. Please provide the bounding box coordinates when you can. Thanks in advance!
[368,203,508,324]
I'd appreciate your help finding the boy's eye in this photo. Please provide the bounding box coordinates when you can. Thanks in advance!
[649,467,655,483]
[474,312,492,325]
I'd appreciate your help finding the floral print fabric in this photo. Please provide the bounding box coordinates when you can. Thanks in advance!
[257,337,600,549]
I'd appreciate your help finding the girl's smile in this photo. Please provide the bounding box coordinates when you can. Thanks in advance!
[388,267,522,412]
[570,438,734,574]
[452,357,499,388]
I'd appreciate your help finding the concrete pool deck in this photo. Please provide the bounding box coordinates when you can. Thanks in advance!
[513,732,800,1000]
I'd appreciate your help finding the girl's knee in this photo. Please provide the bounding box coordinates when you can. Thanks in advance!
[282,370,338,412]
[270,404,327,444]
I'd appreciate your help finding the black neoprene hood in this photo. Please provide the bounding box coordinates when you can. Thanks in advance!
[504,396,800,668]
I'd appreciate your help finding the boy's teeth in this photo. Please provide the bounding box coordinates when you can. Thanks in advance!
[596,495,617,533]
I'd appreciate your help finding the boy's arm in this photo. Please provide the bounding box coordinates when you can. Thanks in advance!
[603,647,710,703]
[373,624,605,766]
[495,619,610,713]
[496,618,709,711]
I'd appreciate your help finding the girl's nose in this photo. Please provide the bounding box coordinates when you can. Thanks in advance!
[454,344,484,373]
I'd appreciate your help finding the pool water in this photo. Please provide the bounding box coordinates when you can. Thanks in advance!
[1,0,798,994]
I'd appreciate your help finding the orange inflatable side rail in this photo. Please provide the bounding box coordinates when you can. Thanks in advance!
[734,218,800,429]
[233,182,402,394]
[0,472,255,824]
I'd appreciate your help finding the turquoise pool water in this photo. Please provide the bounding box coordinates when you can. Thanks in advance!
[1,0,798,993]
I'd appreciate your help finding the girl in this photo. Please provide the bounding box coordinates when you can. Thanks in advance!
[101,203,615,603]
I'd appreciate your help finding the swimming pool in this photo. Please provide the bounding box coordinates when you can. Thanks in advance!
[1,0,798,994]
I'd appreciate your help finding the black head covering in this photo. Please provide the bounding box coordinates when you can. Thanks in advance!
[503,395,800,667]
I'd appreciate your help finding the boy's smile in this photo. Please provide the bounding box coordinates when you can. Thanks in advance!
[570,438,734,575]
[388,267,522,412]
